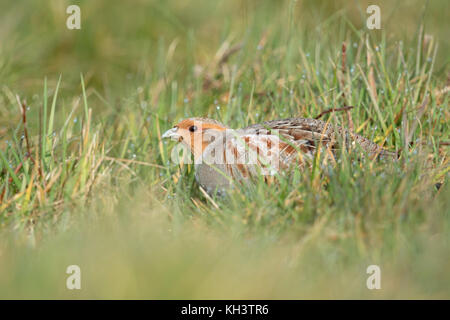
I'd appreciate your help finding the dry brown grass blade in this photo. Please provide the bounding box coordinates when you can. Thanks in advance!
[405,95,429,148]
[366,38,378,103]
[202,41,244,91]
[340,42,354,131]
[104,156,165,169]
[16,96,32,157]
[199,186,219,210]
[218,42,244,67]
[314,106,354,120]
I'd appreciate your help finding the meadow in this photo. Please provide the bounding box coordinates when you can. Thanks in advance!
[0,0,448,298]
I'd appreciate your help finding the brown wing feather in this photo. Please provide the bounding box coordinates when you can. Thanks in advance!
[241,117,397,159]
[220,133,311,181]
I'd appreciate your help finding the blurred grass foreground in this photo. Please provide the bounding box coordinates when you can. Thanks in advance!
[0,0,449,298]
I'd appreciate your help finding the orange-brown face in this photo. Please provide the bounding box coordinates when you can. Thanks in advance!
[162,118,227,158]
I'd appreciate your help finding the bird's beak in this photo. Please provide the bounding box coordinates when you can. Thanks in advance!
[161,127,181,141]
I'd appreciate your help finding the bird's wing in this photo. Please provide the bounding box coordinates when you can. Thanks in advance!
[201,131,312,181]
[242,117,397,159]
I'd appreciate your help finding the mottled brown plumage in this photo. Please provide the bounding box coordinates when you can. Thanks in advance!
[162,117,396,195]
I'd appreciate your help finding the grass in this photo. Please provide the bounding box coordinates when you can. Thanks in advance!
[0,0,449,298]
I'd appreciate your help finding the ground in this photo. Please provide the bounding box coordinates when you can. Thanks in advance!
[0,0,449,298]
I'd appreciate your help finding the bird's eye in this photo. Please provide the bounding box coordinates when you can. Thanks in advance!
[189,125,198,132]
